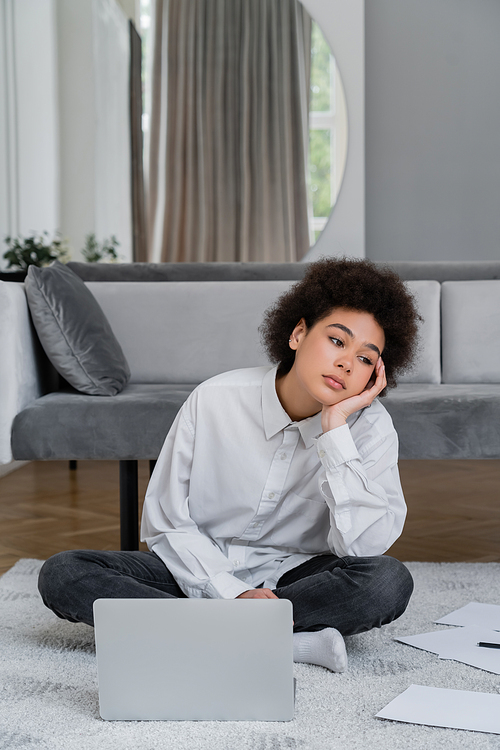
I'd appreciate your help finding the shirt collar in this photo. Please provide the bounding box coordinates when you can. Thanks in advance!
[262,366,323,449]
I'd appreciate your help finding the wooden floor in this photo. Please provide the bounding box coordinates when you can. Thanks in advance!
[0,459,499,575]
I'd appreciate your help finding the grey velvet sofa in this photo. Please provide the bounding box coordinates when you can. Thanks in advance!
[2,260,500,551]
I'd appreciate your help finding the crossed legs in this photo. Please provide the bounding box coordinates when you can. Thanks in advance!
[38,549,413,634]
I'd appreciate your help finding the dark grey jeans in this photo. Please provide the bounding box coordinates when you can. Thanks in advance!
[38,549,413,636]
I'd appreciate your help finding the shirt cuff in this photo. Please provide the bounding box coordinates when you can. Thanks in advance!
[315,424,360,468]
[204,571,254,600]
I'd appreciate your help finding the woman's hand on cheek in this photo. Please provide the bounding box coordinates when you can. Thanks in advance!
[321,358,387,434]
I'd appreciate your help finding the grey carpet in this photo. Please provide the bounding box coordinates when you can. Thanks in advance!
[1,559,500,750]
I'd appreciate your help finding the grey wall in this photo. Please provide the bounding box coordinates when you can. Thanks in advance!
[365,0,500,262]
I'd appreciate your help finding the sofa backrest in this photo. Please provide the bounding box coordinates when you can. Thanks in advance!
[69,259,500,283]
[89,279,442,385]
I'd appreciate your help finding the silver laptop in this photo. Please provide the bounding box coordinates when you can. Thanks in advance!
[93,598,295,721]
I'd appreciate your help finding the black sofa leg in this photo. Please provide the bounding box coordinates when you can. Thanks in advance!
[119,460,139,551]
[149,459,157,477]
[69,460,77,470]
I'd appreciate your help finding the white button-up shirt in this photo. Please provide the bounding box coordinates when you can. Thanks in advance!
[141,366,406,599]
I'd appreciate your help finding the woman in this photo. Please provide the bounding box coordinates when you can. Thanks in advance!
[39,257,420,672]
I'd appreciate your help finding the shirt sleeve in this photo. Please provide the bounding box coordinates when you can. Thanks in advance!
[140,402,251,600]
[314,415,406,557]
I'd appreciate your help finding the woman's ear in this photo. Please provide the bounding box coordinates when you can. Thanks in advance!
[289,319,307,350]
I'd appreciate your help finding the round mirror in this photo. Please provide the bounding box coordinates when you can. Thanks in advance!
[307,21,348,246]
[139,1,348,260]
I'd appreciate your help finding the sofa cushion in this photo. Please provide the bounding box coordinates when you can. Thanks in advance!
[384,384,500,459]
[12,382,500,461]
[11,384,196,460]
[397,280,441,384]
[25,262,130,396]
[88,280,296,384]
[442,280,500,383]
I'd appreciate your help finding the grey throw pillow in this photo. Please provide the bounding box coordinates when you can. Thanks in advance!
[25,261,130,396]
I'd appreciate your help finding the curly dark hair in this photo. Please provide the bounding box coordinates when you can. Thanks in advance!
[260,257,421,395]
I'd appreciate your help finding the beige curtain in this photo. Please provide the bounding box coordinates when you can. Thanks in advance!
[130,21,148,262]
[147,0,311,263]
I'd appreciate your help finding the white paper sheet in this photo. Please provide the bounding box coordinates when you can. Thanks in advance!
[395,626,500,674]
[438,635,500,674]
[435,602,500,630]
[396,626,476,655]
[376,684,500,734]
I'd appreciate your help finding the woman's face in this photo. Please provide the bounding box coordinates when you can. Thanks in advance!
[288,307,386,410]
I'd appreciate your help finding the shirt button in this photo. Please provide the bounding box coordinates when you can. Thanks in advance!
[280,453,287,460]
[268,492,275,499]
[319,450,326,458]
[233,560,240,567]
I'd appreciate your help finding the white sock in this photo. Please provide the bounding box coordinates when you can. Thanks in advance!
[293,628,348,672]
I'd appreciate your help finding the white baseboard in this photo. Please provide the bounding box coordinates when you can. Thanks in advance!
[0,460,30,478]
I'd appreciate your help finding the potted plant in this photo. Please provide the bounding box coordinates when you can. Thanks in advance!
[82,233,121,263]
[1,232,69,281]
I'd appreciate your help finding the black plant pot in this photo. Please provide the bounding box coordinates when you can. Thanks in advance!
[0,270,28,282]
